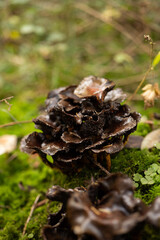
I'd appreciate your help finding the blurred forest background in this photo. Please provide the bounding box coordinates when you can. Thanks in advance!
[1,0,160,98]
[0,0,160,239]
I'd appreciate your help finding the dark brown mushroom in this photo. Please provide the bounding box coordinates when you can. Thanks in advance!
[42,173,160,240]
[21,76,140,174]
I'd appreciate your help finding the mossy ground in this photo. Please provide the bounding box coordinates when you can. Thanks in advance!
[0,97,160,240]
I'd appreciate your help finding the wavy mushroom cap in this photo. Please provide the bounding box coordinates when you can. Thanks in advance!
[21,76,141,173]
[42,173,160,240]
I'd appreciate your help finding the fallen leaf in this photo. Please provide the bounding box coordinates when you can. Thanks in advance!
[0,135,17,155]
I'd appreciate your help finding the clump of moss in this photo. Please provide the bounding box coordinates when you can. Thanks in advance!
[0,149,54,239]
[111,148,160,176]
[0,223,20,240]
[148,185,160,203]
[111,148,160,204]
[0,148,103,240]
[141,224,160,240]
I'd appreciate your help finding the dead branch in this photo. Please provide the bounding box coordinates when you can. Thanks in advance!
[22,194,41,236]
[0,96,14,110]
[92,154,110,176]
[0,120,32,128]
[35,199,48,208]
[93,160,111,176]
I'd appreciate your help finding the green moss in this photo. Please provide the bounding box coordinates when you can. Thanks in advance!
[111,148,160,176]
[0,149,56,239]
[111,148,160,204]
[0,223,20,240]
[0,96,45,137]
[141,225,160,240]
[149,185,160,202]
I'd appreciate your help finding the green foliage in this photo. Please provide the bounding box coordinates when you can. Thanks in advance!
[132,122,151,137]
[0,95,45,136]
[141,224,160,240]
[133,163,160,187]
[155,143,160,150]
[0,223,20,240]
[152,51,160,69]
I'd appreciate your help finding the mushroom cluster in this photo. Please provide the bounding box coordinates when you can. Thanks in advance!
[42,173,160,240]
[21,76,140,173]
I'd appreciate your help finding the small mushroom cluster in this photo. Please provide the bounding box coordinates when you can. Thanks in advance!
[21,76,140,173]
[42,173,160,240]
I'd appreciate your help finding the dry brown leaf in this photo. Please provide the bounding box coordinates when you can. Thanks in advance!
[141,83,160,108]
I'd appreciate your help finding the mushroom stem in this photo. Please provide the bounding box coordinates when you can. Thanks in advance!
[106,154,111,170]
[123,135,129,145]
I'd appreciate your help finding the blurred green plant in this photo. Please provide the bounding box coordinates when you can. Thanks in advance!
[152,51,160,69]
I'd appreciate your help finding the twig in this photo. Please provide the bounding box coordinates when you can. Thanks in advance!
[0,96,14,110]
[141,120,160,126]
[94,160,111,175]
[92,154,111,176]
[92,154,111,175]
[22,194,41,236]
[35,199,48,208]
[0,96,13,103]
[0,120,32,128]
